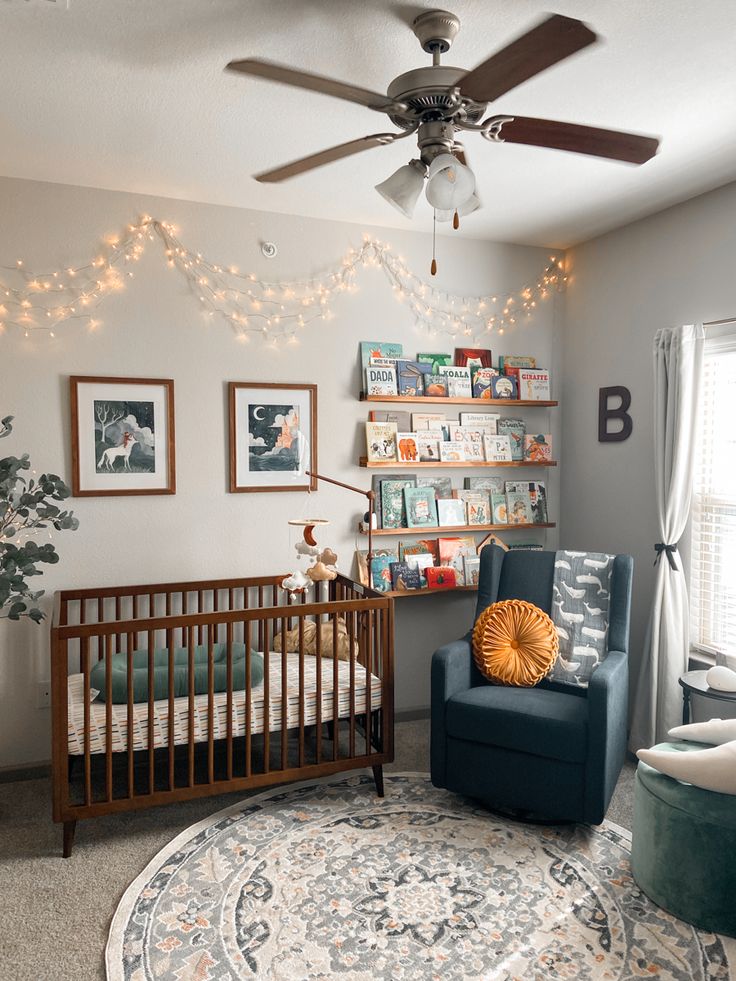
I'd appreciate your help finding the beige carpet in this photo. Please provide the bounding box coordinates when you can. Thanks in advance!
[0,720,635,981]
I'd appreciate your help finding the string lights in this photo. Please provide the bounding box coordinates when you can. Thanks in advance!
[0,216,566,345]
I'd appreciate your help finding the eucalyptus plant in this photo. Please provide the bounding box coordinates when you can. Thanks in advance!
[0,415,79,622]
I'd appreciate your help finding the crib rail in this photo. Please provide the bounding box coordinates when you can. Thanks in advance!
[50,574,393,855]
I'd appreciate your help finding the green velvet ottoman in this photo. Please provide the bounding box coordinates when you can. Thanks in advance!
[632,740,736,938]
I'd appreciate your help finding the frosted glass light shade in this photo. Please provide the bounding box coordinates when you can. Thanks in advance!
[435,192,482,222]
[375,160,426,218]
[425,153,475,210]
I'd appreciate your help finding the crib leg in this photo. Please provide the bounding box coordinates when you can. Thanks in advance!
[62,820,77,859]
[372,765,384,798]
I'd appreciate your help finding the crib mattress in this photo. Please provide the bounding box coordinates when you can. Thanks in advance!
[67,652,383,756]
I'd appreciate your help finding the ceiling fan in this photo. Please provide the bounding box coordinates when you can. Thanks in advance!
[226,9,659,222]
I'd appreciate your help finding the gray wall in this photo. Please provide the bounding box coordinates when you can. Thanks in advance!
[561,179,736,700]
[0,176,562,767]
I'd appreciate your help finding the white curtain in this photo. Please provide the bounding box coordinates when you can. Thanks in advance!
[629,323,704,750]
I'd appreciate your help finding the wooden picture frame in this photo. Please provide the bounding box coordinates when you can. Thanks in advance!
[229,382,317,493]
[70,376,176,497]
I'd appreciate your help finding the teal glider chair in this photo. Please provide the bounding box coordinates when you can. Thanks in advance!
[431,545,633,824]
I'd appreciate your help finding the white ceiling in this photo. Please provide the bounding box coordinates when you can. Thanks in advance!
[2,0,736,247]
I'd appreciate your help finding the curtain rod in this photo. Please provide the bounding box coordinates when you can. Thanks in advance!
[704,317,736,327]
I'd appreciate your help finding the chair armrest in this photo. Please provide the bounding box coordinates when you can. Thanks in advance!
[431,636,474,788]
[584,650,629,823]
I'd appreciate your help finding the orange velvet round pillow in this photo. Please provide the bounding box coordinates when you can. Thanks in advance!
[472,599,559,687]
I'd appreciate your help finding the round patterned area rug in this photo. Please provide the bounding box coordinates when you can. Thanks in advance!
[107,773,732,980]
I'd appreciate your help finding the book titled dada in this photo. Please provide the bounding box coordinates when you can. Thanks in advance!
[365,364,398,396]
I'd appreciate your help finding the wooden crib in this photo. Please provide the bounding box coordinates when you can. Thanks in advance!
[50,573,394,857]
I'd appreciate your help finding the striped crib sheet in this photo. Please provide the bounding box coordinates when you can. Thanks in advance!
[67,651,382,756]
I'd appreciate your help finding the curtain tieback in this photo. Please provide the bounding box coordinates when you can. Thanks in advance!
[654,543,678,570]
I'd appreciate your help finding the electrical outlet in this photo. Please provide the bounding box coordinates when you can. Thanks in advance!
[36,681,51,709]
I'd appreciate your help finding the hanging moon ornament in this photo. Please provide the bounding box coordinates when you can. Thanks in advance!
[288,518,330,547]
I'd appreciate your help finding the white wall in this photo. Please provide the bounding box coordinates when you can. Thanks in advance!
[0,176,561,767]
[561,180,736,705]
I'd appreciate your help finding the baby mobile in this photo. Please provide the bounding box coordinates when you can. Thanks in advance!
[282,518,338,595]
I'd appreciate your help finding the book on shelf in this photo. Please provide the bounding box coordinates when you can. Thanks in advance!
[405,551,435,586]
[467,498,491,525]
[439,440,466,462]
[369,357,399,368]
[449,426,485,461]
[439,536,476,585]
[365,364,398,397]
[405,486,438,527]
[460,411,499,431]
[483,433,513,462]
[415,434,441,463]
[439,419,459,441]
[370,554,395,592]
[465,476,504,493]
[454,347,493,370]
[498,355,536,372]
[508,543,544,551]
[426,566,457,589]
[471,367,499,400]
[437,498,466,527]
[381,478,415,529]
[506,490,533,525]
[491,492,508,523]
[505,480,548,524]
[354,547,397,587]
[360,341,403,370]
[412,412,445,430]
[400,538,440,564]
[517,368,551,401]
[523,434,552,462]
[366,421,398,462]
[417,475,453,500]
[453,488,490,510]
[396,432,420,463]
[464,555,481,586]
[491,375,518,400]
[369,409,412,431]
[498,418,526,462]
[439,364,472,397]
[423,374,449,397]
[396,360,432,397]
[416,352,453,374]
[371,473,416,527]
[389,561,422,591]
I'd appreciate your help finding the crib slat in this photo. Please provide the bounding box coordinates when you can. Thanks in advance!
[263,617,270,773]
[298,616,305,768]
[280,615,288,771]
[365,610,373,758]
[257,587,264,650]
[167,628,175,792]
[245,620,252,778]
[147,630,155,795]
[198,591,204,646]
[188,630,195,788]
[105,633,113,803]
[226,620,233,781]
[332,614,339,761]
[348,611,356,758]
[115,596,122,654]
[127,632,135,799]
[82,636,92,807]
[315,613,322,765]
[207,623,215,784]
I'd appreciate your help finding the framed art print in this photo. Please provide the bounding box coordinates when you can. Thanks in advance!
[70,376,176,496]
[229,382,317,493]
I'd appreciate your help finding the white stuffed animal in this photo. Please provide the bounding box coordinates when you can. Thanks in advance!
[637,740,736,795]
[669,718,736,745]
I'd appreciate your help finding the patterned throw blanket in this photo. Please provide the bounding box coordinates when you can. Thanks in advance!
[549,550,614,688]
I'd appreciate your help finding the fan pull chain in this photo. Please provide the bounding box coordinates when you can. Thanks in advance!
[431,210,437,276]
[453,210,459,230]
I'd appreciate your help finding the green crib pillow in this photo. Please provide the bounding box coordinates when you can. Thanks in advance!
[89,643,264,703]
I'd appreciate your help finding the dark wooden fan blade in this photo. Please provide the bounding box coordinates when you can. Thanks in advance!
[490,115,659,164]
[254,132,405,183]
[227,58,400,113]
[459,14,597,103]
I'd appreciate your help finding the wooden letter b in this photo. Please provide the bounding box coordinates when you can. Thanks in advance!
[598,386,632,442]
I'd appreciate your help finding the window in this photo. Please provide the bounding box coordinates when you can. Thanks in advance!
[690,324,736,657]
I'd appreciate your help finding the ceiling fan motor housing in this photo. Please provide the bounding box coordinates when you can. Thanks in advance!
[386,66,487,133]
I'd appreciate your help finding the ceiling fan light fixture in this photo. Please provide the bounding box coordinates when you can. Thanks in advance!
[434,192,482,222]
[375,159,426,218]
[425,152,475,211]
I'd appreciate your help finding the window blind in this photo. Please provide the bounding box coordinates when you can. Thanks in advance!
[690,325,736,657]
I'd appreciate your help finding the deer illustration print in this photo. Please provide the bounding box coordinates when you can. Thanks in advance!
[98,431,137,471]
